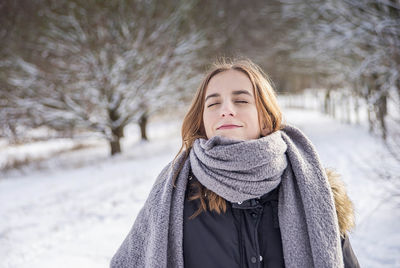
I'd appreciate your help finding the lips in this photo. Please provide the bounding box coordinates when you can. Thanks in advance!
[217,124,242,130]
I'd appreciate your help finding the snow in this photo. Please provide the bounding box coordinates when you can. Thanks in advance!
[1,108,399,268]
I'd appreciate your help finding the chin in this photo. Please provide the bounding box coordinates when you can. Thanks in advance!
[209,129,249,141]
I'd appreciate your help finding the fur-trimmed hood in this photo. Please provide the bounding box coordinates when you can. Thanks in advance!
[325,168,356,237]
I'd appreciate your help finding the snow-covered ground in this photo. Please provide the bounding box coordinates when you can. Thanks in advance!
[0,108,399,268]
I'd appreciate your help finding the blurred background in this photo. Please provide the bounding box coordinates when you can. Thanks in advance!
[0,0,399,267]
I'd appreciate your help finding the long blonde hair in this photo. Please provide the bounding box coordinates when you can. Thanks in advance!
[172,58,283,219]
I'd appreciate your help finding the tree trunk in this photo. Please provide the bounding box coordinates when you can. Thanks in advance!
[345,94,350,124]
[109,125,124,155]
[324,89,330,115]
[107,106,125,155]
[139,113,148,141]
[367,105,374,133]
[366,76,375,134]
[6,121,18,144]
[354,96,360,125]
[377,92,387,141]
[331,95,336,119]
[110,138,121,155]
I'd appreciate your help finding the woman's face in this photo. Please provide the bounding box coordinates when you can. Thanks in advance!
[203,69,262,140]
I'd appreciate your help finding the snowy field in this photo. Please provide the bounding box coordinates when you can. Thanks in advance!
[0,108,399,268]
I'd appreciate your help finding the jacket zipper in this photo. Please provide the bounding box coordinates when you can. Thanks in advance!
[234,208,245,268]
[253,207,262,268]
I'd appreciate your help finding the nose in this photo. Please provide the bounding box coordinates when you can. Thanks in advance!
[220,101,236,117]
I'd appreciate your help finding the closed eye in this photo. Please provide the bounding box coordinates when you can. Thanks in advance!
[207,101,248,108]
[207,103,220,108]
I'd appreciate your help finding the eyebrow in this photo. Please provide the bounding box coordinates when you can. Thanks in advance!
[205,90,252,102]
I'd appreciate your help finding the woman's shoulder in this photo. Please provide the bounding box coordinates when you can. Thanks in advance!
[325,168,356,237]
[153,160,173,185]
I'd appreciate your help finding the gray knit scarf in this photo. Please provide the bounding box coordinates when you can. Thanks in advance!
[110,124,344,268]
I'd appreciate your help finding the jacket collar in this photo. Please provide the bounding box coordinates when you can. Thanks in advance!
[189,169,280,209]
[231,186,280,209]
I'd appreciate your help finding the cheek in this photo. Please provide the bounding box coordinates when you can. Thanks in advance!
[204,110,220,134]
[247,108,261,127]
[203,111,212,129]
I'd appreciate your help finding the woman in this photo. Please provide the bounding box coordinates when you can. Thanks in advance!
[110,58,360,268]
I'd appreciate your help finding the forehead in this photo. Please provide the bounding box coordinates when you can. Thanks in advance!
[205,69,254,95]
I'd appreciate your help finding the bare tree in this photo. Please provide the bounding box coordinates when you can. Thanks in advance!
[279,0,400,155]
[3,0,204,155]
[0,0,49,142]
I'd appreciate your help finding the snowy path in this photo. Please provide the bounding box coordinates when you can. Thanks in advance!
[0,109,399,268]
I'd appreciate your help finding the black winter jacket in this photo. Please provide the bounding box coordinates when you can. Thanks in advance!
[183,173,360,268]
